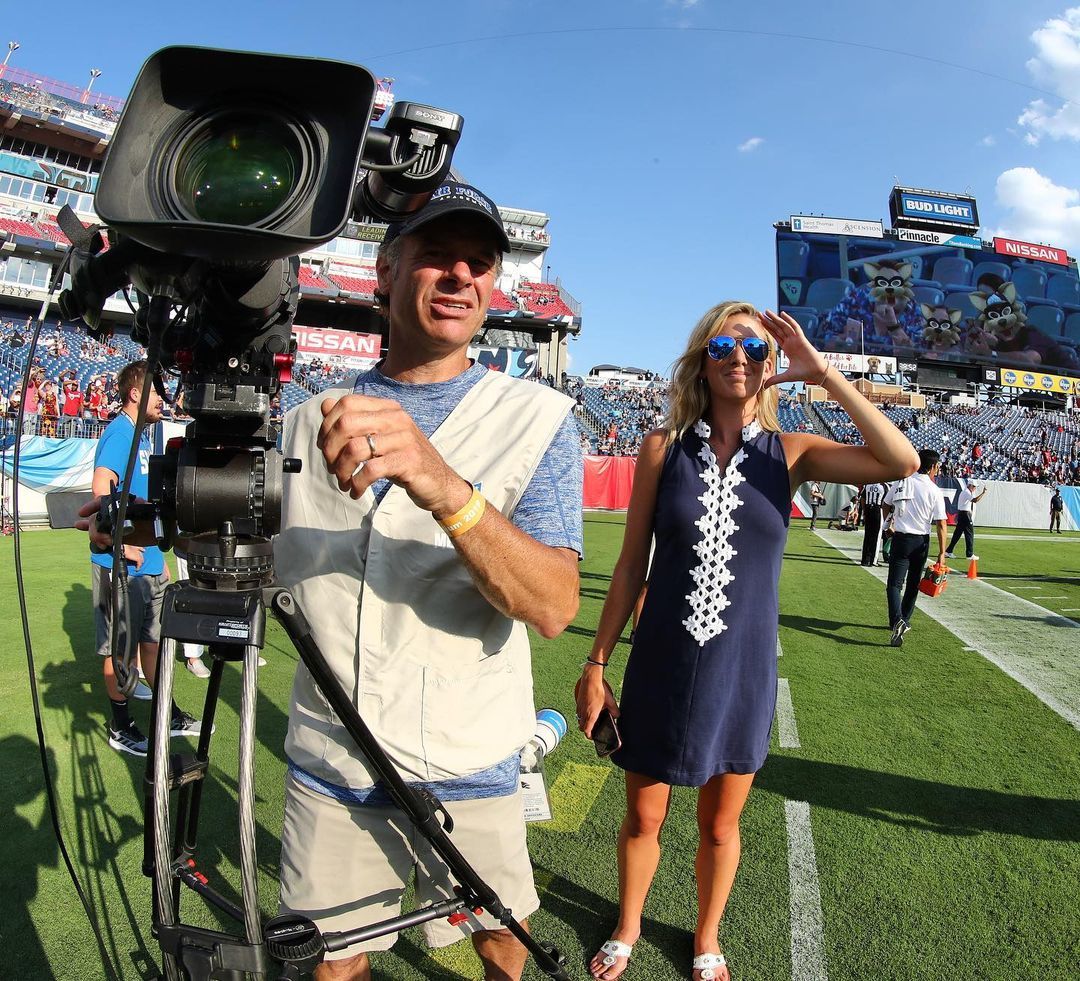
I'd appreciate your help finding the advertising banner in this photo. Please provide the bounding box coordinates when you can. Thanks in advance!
[468,345,538,378]
[992,237,1070,267]
[292,327,382,366]
[998,367,1080,395]
[790,215,884,238]
[822,351,897,374]
[895,228,982,249]
[889,186,980,234]
[896,191,977,227]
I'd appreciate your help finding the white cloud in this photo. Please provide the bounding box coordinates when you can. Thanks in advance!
[737,136,764,153]
[987,167,1080,251]
[979,134,997,147]
[1017,7,1080,144]
[666,0,701,7]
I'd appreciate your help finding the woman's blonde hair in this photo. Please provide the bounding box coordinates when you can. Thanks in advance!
[663,300,781,444]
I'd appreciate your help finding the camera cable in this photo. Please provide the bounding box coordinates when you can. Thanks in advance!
[10,254,123,981]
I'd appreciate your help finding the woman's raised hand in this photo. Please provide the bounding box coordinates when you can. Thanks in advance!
[759,309,829,390]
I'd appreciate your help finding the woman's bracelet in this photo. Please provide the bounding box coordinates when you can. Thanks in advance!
[583,658,607,669]
[816,363,831,388]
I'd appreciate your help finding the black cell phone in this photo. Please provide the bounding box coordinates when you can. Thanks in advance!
[592,708,622,758]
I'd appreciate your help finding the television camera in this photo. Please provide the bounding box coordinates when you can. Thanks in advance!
[58,46,568,981]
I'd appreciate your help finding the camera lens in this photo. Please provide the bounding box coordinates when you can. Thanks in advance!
[171,112,304,226]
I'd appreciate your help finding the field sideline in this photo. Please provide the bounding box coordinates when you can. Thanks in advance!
[1,520,1077,980]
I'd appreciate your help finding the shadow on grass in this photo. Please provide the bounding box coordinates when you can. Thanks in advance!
[782,554,855,566]
[562,623,630,646]
[992,613,1079,627]
[779,613,889,645]
[2,734,60,979]
[581,571,613,583]
[757,755,1080,842]
[43,583,291,968]
[534,869,691,980]
[982,574,1080,588]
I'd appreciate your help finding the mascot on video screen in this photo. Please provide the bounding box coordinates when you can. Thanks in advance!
[969,277,1078,369]
[822,259,921,356]
[919,304,964,360]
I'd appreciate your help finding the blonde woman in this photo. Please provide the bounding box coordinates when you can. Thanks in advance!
[575,305,917,981]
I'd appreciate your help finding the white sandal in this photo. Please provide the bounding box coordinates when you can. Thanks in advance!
[692,952,727,980]
[593,939,634,979]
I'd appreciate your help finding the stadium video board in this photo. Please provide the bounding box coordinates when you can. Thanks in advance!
[776,229,1080,380]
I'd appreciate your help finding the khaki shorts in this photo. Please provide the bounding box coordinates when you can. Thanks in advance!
[278,771,540,958]
[92,564,165,657]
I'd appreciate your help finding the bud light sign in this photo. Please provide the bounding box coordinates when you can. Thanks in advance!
[900,193,975,225]
[889,186,980,234]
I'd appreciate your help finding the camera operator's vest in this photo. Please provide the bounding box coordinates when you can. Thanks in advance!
[276,370,573,789]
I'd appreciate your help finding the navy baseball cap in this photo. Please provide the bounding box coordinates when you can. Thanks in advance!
[383,181,510,253]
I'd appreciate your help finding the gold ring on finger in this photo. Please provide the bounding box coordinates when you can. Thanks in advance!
[366,433,377,457]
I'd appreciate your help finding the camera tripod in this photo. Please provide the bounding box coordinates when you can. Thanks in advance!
[143,524,570,981]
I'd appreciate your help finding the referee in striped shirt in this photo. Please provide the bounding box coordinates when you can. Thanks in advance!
[860,481,886,566]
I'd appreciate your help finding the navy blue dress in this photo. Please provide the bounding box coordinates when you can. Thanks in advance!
[612,419,790,785]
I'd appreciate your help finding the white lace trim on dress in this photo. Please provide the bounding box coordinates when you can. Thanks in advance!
[682,419,761,646]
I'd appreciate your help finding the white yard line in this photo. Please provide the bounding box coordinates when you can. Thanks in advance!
[815,528,1080,731]
[977,534,1080,542]
[785,800,829,981]
[777,636,784,657]
[776,678,801,749]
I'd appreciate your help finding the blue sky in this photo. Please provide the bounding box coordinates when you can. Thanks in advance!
[9,1,1080,374]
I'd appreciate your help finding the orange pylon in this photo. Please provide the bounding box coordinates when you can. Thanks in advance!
[967,555,979,580]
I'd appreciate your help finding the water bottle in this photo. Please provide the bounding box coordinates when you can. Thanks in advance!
[520,709,567,823]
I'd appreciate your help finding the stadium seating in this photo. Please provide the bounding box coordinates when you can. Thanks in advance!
[0,217,44,239]
[805,278,851,311]
[911,286,944,309]
[943,292,980,320]
[971,261,1011,286]
[489,288,516,313]
[1047,275,1080,314]
[516,281,574,318]
[298,265,337,291]
[1010,264,1048,303]
[327,272,378,296]
[780,307,819,336]
[1026,305,1065,337]
[807,248,841,280]
[1064,312,1080,344]
[930,257,974,292]
[778,240,810,278]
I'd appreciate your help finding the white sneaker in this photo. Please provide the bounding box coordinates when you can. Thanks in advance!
[258,656,267,667]
[186,657,211,679]
[132,680,153,701]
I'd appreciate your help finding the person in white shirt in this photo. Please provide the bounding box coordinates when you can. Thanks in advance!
[882,449,948,647]
[946,479,986,560]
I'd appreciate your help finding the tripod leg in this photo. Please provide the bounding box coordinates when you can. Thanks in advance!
[270,589,569,980]
[151,636,182,981]
[238,642,263,946]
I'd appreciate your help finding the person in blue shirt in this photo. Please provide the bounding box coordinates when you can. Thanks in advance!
[90,359,203,756]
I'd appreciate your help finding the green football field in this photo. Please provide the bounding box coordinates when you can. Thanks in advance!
[1,519,1077,981]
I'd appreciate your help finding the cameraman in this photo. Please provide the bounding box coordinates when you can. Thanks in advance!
[274,182,583,981]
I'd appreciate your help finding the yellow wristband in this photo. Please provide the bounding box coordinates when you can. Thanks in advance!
[438,486,486,538]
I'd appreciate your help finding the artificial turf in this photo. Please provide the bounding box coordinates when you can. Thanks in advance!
[0,520,1077,980]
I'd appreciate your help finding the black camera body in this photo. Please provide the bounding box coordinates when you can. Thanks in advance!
[60,44,464,550]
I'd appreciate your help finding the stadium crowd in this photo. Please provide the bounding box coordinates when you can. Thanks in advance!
[4,315,1080,488]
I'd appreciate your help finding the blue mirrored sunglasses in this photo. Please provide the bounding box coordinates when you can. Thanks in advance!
[707,336,769,363]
